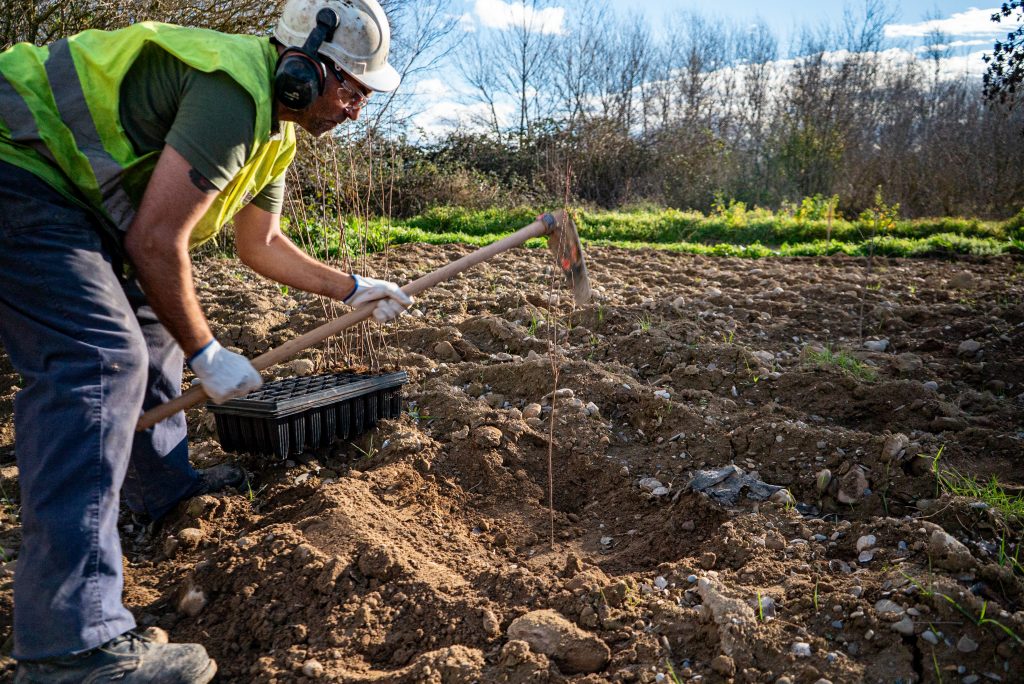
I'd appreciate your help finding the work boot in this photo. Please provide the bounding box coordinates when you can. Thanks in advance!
[15,629,216,683]
[191,463,247,496]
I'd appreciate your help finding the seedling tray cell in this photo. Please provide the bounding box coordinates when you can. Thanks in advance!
[208,370,407,458]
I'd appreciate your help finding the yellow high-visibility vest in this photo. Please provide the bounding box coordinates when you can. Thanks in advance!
[0,22,295,249]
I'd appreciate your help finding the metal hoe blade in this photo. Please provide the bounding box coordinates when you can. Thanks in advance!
[542,211,593,305]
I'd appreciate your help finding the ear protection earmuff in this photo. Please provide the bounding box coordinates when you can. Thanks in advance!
[274,7,341,111]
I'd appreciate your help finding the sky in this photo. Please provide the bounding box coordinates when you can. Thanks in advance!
[399,2,1021,138]
[604,1,1001,47]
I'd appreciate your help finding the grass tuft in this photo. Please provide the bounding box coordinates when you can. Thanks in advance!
[931,446,1024,527]
[806,346,878,382]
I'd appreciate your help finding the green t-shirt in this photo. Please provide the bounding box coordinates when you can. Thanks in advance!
[119,42,284,214]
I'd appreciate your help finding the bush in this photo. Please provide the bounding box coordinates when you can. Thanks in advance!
[1003,208,1024,241]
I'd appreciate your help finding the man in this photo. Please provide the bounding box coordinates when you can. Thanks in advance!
[0,0,410,680]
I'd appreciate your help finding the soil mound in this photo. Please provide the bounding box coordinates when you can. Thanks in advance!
[0,246,1022,682]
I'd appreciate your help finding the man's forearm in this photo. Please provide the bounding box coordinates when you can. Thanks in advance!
[127,234,213,358]
[234,206,356,300]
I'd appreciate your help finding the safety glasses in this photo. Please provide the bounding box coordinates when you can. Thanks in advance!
[324,61,370,111]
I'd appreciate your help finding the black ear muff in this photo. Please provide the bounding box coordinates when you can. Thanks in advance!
[274,8,340,111]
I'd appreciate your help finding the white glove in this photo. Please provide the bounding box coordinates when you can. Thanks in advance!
[344,274,413,323]
[188,339,263,404]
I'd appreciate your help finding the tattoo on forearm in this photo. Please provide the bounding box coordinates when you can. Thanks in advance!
[189,167,217,193]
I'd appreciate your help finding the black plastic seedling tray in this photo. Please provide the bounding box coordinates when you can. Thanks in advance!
[208,370,407,458]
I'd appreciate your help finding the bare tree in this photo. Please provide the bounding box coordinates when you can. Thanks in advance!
[368,0,464,125]
[456,0,559,143]
[455,29,506,136]
[1,0,285,47]
[552,0,611,125]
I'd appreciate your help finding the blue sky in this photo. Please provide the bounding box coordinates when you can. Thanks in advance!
[399,2,1019,138]
[604,1,992,46]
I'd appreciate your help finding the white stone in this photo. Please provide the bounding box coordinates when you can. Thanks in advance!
[639,478,664,493]
[874,600,905,617]
[958,340,982,356]
[856,535,877,552]
[957,635,979,653]
[891,616,915,635]
[177,586,207,617]
[289,359,316,376]
[302,660,325,677]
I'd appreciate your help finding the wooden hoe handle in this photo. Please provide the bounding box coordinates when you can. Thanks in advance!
[136,212,563,431]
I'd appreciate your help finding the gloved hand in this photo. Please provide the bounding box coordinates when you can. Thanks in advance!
[188,339,262,404]
[344,274,413,323]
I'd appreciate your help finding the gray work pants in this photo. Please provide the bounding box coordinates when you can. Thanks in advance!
[0,161,200,660]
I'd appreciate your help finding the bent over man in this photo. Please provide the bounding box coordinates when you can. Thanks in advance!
[0,0,410,680]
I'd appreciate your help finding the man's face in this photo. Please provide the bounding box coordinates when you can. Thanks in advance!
[291,62,372,137]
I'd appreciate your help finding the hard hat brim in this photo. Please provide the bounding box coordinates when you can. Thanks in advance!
[350,62,401,93]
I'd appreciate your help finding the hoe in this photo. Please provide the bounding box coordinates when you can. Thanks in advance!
[138,210,592,430]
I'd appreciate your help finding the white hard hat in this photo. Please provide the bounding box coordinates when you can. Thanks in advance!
[275,0,400,93]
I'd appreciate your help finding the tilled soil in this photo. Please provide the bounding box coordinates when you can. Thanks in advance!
[0,245,1023,683]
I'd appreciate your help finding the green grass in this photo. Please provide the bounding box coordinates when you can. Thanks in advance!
[806,346,878,382]
[901,570,1023,645]
[930,446,1024,527]
[282,205,1022,260]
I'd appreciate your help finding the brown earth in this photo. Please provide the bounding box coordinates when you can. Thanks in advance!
[0,245,1023,683]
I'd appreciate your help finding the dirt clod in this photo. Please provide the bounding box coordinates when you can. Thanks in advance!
[506,609,610,674]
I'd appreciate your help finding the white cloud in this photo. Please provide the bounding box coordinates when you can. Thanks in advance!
[458,12,477,32]
[884,7,1007,39]
[473,0,565,35]
[934,50,990,78]
[408,99,515,139]
[409,78,450,99]
[914,39,993,52]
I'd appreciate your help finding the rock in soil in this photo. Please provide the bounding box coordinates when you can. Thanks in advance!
[506,609,610,674]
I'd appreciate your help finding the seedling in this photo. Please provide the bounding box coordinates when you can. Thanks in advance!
[756,590,765,622]
[245,480,268,503]
[406,400,431,424]
[901,569,1023,645]
[743,359,761,385]
[978,600,1024,644]
[998,534,1023,574]
[278,284,290,296]
[813,579,820,613]
[664,660,684,684]
[0,482,18,524]
[635,313,652,333]
[880,460,893,516]
[806,345,877,382]
[931,446,1024,524]
[527,313,542,338]
[352,437,378,460]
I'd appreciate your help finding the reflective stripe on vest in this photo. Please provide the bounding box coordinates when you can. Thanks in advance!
[0,69,53,162]
[45,39,137,227]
